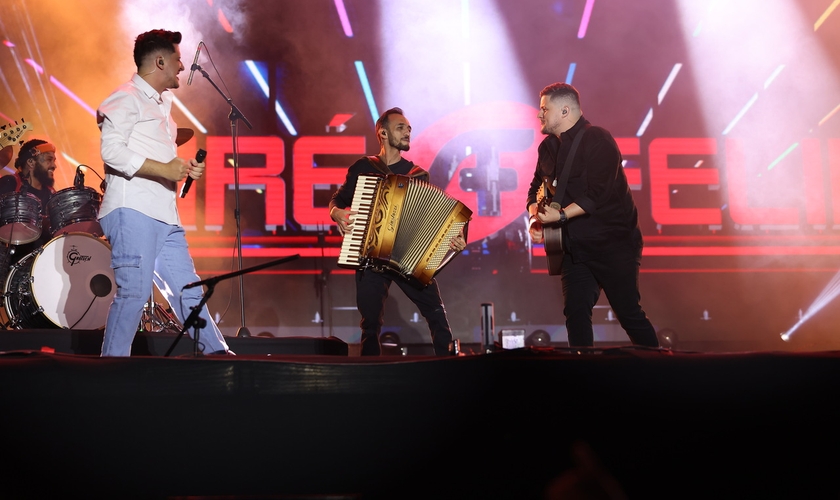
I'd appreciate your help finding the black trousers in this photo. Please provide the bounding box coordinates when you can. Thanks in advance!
[355,269,453,356]
[560,248,659,348]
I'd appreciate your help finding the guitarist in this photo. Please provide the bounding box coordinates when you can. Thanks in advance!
[526,83,659,349]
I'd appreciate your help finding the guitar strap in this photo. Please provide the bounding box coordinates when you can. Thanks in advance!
[551,126,588,204]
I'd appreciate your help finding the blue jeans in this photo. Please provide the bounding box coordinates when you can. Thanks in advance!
[100,208,229,356]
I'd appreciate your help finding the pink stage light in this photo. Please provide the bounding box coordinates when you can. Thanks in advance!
[24,59,44,74]
[49,76,96,117]
[334,0,354,37]
[578,0,595,39]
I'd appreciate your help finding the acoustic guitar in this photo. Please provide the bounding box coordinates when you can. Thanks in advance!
[536,177,563,275]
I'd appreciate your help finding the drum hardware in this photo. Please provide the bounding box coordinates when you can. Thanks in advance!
[140,282,181,334]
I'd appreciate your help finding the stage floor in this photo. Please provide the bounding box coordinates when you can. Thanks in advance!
[2,331,840,499]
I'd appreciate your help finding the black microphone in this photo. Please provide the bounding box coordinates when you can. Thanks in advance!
[187,41,202,86]
[74,166,85,188]
[180,148,206,198]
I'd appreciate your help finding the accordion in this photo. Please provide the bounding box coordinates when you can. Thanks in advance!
[338,174,472,286]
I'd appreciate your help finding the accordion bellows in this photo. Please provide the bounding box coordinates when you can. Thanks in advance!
[338,174,472,286]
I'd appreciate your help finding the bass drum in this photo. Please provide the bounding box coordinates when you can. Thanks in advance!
[3,232,116,330]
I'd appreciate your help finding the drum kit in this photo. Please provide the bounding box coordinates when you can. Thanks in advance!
[0,186,117,330]
[0,186,183,333]
[0,122,188,333]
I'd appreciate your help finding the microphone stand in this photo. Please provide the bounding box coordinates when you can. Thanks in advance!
[164,255,300,357]
[315,224,328,337]
[192,62,255,338]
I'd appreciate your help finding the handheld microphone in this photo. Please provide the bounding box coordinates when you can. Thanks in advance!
[187,41,202,86]
[180,148,206,198]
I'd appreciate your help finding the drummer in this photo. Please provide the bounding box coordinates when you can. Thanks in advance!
[0,138,58,265]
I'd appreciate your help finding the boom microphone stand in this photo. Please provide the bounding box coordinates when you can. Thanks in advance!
[191,59,255,338]
[164,255,300,357]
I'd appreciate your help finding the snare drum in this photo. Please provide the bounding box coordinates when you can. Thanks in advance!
[0,191,42,245]
[46,186,103,237]
[3,232,115,329]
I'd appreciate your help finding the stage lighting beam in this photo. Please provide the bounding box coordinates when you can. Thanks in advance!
[780,269,840,341]
[354,61,378,125]
[578,0,596,39]
[244,60,298,136]
[334,0,354,37]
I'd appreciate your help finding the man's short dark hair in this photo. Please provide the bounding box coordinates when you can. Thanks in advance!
[375,107,405,143]
[133,29,182,69]
[14,138,48,171]
[539,82,581,106]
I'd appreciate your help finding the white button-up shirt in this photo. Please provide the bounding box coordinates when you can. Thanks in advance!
[97,73,180,225]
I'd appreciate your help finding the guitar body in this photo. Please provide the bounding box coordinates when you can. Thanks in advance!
[543,202,563,276]
[536,180,564,276]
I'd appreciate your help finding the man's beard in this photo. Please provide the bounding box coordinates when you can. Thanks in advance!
[540,122,553,135]
[33,167,54,188]
[390,136,410,152]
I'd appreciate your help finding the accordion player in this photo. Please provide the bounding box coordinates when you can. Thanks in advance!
[337,173,472,287]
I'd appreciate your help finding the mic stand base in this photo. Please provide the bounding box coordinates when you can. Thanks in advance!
[164,284,214,357]
[164,256,301,356]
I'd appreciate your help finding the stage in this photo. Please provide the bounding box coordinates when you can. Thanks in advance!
[2,330,840,499]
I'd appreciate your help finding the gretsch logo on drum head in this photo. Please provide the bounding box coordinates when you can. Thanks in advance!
[66,245,92,266]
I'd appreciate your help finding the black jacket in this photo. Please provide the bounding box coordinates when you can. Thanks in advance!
[526,117,643,262]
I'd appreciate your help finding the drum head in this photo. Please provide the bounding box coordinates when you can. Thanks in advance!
[30,232,115,329]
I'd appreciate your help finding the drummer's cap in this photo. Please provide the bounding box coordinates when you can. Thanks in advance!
[15,139,56,170]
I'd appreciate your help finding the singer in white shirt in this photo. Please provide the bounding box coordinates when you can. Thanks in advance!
[97,29,232,356]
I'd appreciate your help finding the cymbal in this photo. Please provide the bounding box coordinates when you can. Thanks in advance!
[0,145,12,167]
[176,128,195,147]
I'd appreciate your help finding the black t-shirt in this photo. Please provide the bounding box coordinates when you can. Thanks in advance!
[329,157,428,211]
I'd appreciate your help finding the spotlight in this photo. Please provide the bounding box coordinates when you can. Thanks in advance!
[656,328,678,349]
[526,329,552,347]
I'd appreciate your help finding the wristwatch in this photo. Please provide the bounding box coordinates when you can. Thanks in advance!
[559,209,567,224]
